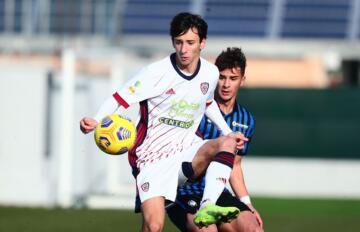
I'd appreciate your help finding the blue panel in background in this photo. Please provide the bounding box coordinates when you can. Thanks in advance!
[282,0,351,39]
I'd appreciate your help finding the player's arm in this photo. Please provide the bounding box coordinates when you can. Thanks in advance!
[205,101,248,149]
[80,96,122,134]
[229,155,263,228]
[80,65,166,134]
[229,155,248,198]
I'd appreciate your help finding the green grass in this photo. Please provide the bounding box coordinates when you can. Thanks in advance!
[1,197,360,232]
[255,197,360,232]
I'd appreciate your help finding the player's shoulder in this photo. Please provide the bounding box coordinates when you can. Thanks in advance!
[146,55,172,72]
[236,103,255,122]
[202,56,218,68]
[236,102,252,114]
[200,57,219,73]
[139,55,173,81]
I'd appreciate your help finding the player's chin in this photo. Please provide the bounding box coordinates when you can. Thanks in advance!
[219,94,232,101]
[179,60,191,67]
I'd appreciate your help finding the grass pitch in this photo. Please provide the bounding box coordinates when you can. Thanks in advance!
[1,197,359,232]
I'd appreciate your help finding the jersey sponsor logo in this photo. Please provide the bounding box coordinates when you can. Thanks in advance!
[200,82,209,95]
[165,88,176,94]
[141,182,149,192]
[168,100,200,120]
[159,117,193,129]
[232,121,249,129]
[128,80,141,94]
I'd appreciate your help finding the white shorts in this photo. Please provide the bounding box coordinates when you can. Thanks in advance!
[136,139,207,203]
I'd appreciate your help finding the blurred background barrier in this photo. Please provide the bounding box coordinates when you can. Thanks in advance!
[238,88,360,159]
[0,0,359,209]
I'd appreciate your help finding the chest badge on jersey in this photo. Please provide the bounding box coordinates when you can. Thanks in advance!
[141,182,149,192]
[200,82,209,95]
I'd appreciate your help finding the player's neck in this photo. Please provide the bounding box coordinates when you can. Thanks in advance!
[176,58,200,75]
[217,97,236,114]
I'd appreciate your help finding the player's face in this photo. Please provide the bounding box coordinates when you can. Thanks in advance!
[217,67,245,102]
[173,27,206,72]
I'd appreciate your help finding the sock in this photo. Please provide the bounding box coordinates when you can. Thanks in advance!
[200,151,234,209]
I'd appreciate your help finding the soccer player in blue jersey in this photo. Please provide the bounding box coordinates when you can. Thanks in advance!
[167,47,264,231]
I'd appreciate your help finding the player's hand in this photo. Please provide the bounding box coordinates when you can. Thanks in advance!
[247,204,264,229]
[80,117,98,134]
[228,132,248,151]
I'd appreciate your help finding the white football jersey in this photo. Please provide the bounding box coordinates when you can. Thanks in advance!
[114,53,219,170]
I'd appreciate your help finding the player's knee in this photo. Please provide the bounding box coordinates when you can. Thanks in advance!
[238,212,262,232]
[143,220,164,232]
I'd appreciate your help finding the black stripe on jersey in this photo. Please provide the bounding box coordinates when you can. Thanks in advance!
[239,105,246,133]
[207,120,216,139]
[248,116,255,137]
[215,127,221,138]
[198,118,206,135]
[244,110,252,138]
[235,105,241,132]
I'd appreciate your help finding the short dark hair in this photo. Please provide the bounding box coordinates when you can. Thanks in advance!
[170,12,208,42]
[215,47,246,76]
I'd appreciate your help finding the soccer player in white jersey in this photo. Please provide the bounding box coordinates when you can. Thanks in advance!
[80,12,248,232]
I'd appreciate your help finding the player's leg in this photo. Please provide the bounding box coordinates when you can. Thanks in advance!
[189,136,237,179]
[183,135,237,209]
[221,211,262,232]
[137,156,182,232]
[178,136,239,227]
[217,191,263,232]
[141,197,166,232]
[191,136,239,227]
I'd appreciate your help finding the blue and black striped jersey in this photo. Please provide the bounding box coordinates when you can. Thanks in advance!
[198,101,255,156]
[176,101,255,200]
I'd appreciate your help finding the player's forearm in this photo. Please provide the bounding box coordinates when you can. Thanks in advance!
[229,164,249,198]
[205,101,232,135]
[93,95,121,122]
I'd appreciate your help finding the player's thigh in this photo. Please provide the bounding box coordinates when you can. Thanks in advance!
[180,140,208,180]
[190,137,237,178]
[141,197,166,229]
[187,139,220,178]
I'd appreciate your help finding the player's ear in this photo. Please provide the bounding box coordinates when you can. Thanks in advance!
[200,38,206,50]
[240,75,246,86]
